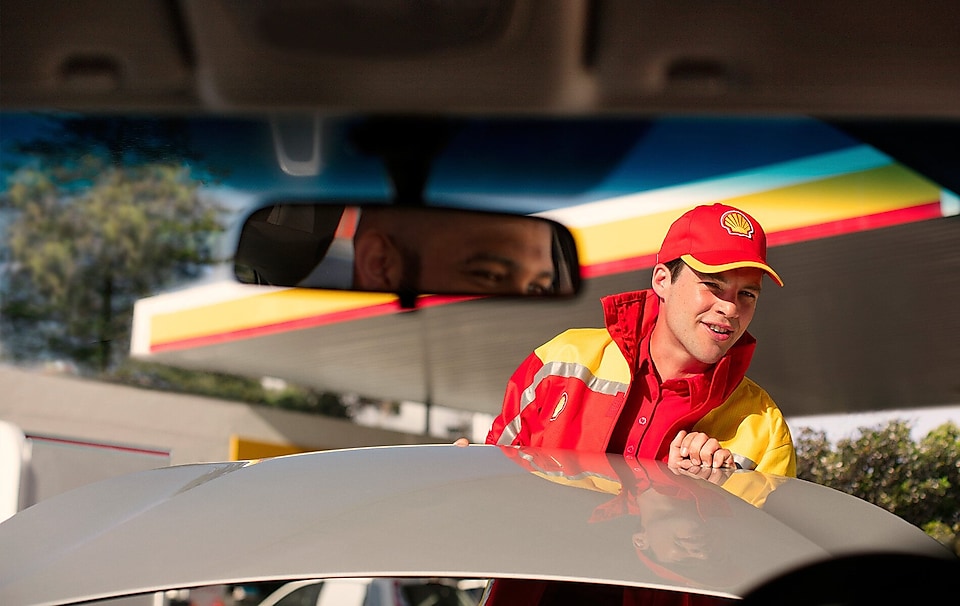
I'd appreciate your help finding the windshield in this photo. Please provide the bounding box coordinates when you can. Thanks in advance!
[4,112,956,419]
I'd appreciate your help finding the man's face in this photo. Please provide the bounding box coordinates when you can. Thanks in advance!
[652,262,763,373]
[417,214,556,295]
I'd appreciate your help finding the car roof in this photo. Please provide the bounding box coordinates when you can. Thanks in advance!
[0,445,948,605]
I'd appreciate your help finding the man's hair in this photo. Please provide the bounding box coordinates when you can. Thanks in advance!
[664,258,685,283]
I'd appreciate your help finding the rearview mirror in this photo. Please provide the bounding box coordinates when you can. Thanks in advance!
[234,203,581,302]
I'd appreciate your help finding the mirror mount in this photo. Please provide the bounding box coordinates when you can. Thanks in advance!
[397,290,419,311]
[349,118,461,206]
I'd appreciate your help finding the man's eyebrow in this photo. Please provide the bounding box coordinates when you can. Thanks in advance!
[689,267,720,281]
[690,267,762,292]
[461,252,555,279]
[461,252,517,268]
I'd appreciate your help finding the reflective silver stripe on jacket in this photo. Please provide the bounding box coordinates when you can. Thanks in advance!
[518,449,620,484]
[497,361,629,445]
[733,453,757,471]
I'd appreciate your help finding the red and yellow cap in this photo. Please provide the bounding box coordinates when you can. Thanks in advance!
[657,203,784,287]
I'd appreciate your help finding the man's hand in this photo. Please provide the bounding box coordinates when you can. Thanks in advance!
[453,438,470,447]
[668,430,734,470]
[673,463,733,486]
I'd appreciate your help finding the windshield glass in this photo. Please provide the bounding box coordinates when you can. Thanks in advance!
[3,112,956,422]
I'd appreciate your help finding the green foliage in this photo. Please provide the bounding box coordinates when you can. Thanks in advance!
[0,116,353,422]
[1,118,227,372]
[110,361,350,419]
[796,420,960,555]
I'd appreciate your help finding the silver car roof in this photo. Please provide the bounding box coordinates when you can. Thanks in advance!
[0,444,949,605]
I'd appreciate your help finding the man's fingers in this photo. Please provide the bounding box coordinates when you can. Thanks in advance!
[672,459,695,472]
[672,431,735,471]
[678,433,696,458]
[668,431,688,468]
[685,433,710,466]
[698,437,721,467]
[692,466,717,480]
[673,431,688,452]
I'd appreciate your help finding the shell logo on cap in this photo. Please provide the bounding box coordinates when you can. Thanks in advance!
[721,210,755,238]
[550,393,567,421]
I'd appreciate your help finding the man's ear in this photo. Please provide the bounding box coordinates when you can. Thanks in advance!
[353,230,402,290]
[650,263,671,298]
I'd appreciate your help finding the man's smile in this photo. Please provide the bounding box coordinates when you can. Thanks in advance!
[705,323,733,337]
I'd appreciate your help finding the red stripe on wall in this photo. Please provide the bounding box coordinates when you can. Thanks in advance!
[766,202,943,247]
[150,294,479,353]
[581,254,659,279]
[26,434,170,458]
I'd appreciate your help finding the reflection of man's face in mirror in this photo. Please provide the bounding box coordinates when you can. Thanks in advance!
[354,209,556,295]
[420,214,555,295]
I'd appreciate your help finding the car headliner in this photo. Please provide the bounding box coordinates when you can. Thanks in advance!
[3,2,960,118]
[0,445,949,606]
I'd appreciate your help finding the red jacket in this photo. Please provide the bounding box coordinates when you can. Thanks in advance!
[486,290,795,476]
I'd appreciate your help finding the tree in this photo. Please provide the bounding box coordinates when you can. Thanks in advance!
[1,116,227,373]
[796,420,960,555]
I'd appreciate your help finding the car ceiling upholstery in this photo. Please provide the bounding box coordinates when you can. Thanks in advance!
[3,0,960,117]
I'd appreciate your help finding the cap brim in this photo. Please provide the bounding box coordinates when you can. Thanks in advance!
[681,254,784,287]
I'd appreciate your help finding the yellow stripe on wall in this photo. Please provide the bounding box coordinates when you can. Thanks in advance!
[574,165,939,266]
[151,288,393,345]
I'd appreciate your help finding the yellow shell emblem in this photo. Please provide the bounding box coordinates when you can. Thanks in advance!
[721,210,755,238]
